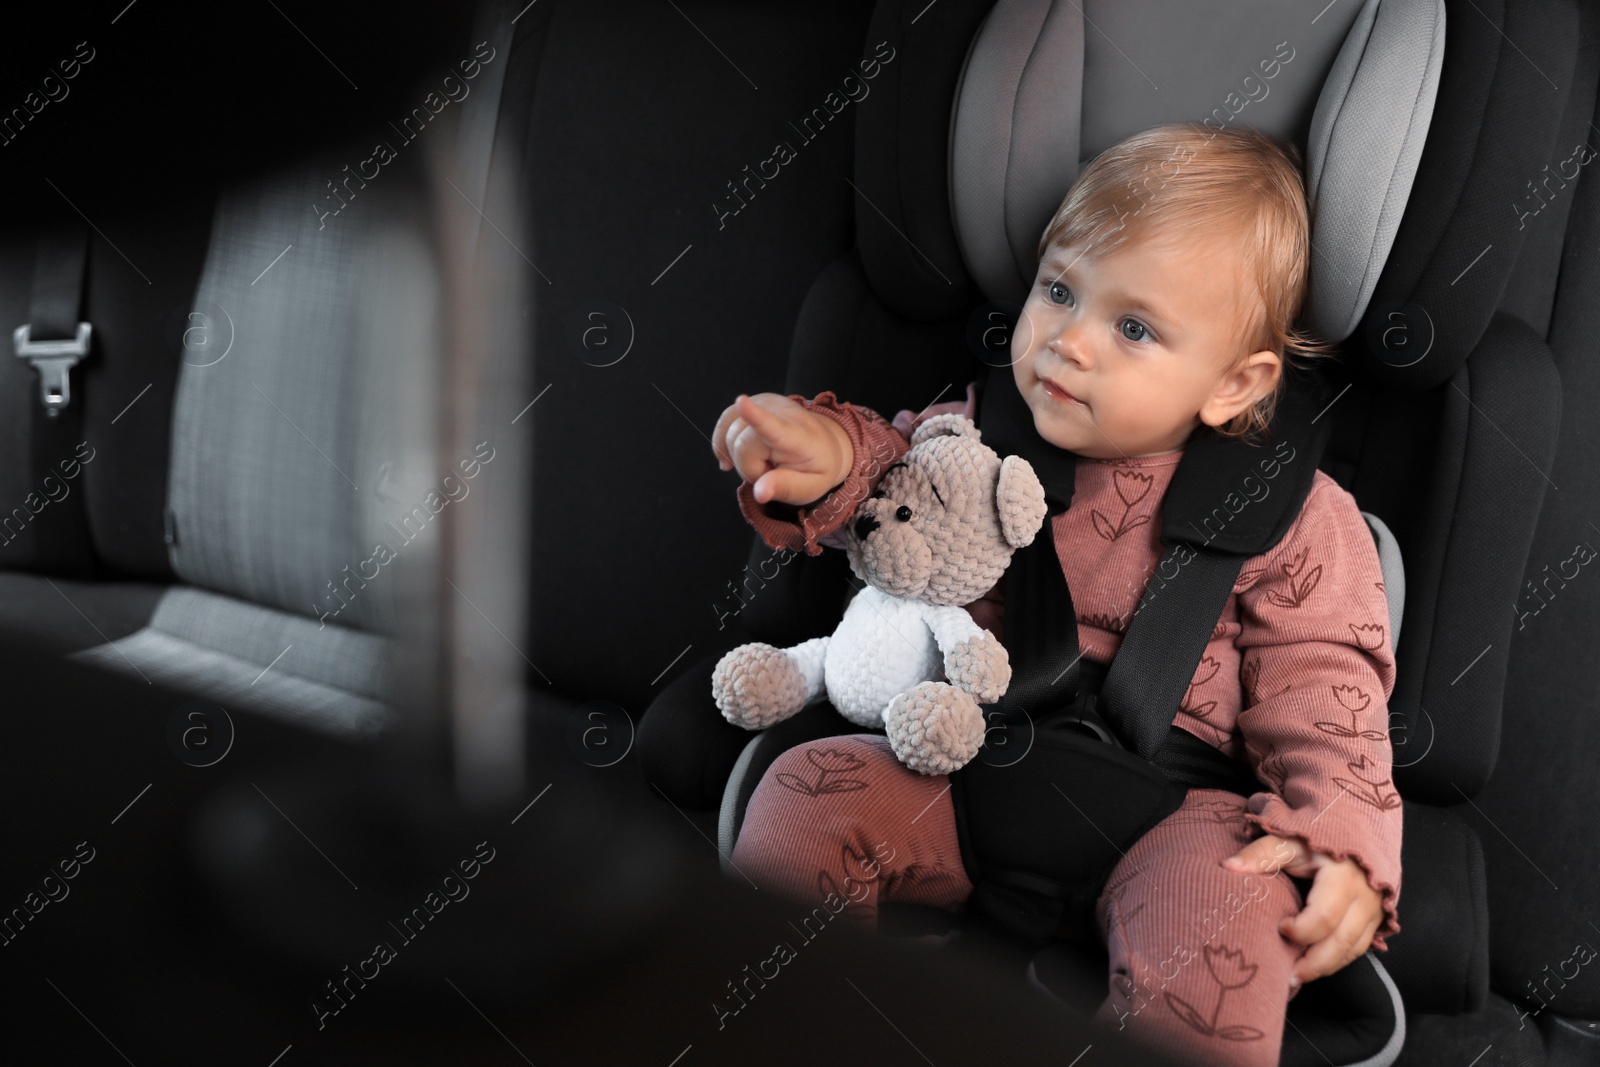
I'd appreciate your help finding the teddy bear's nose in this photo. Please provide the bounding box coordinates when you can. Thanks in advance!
[854,513,880,541]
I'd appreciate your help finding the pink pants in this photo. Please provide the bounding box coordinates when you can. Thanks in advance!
[730,734,1307,1067]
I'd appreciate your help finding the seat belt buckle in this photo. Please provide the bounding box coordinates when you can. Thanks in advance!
[13,322,91,416]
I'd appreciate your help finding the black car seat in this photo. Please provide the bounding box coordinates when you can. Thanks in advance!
[640,0,1596,1063]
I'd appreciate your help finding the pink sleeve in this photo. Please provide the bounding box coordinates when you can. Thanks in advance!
[1232,475,1403,951]
[736,382,978,555]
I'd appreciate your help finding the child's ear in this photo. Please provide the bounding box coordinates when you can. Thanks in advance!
[1200,350,1280,427]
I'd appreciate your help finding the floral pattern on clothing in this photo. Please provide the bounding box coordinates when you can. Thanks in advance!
[1092,470,1156,542]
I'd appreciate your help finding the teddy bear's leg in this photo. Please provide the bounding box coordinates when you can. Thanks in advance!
[882,681,986,775]
[712,637,828,730]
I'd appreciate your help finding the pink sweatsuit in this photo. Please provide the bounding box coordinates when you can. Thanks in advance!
[728,383,1401,1067]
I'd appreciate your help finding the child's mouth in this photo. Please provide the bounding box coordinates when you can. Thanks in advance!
[1040,377,1086,407]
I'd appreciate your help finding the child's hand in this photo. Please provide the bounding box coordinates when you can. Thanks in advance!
[711,393,855,506]
[1221,832,1385,991]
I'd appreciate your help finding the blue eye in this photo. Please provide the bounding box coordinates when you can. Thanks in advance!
[1044,280,1072,306]
[1121,318,1150,342]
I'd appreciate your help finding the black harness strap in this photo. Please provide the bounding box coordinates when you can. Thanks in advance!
[1099,367,1332,762]
[979,364,1084,713]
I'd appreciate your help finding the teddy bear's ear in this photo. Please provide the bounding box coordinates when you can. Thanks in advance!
[996,455,1048,549]
[909,413,981,449]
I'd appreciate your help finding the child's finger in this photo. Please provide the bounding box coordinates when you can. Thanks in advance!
[752,467,820,506]
[711,400,744,469]
[1289,903,1377,986]
[736,393,800,448]
[1222,832,1308,876]
[1279,875,1355,946]
[721,416,749,466]
[1221,836,1279,875]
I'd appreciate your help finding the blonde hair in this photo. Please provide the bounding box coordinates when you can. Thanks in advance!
[1035,122,1338,443]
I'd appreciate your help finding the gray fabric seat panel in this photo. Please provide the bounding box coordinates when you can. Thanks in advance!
[1302,0,1446,343]
[68,585,392,737]
[949,0,1445,349]
[166,156,444,635]
[1362,510,1405,653]
[143,586,391,699]
[77,151,455,735]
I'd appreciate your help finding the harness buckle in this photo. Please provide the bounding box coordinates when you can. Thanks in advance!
[14,322,91,417]
[1040,690,1126,750]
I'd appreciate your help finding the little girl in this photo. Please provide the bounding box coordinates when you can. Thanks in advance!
[704,124,1399,1067]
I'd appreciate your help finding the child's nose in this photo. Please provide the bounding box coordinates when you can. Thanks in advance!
[1049,325,1093,367]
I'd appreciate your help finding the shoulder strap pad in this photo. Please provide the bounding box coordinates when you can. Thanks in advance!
[1161,365,1333,557]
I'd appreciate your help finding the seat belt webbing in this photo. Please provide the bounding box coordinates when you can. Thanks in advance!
[17,225,92,415]
[15,223,97,577]
[29,227,88,342]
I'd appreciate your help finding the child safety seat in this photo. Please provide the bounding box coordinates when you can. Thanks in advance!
[690,0,1568,1063]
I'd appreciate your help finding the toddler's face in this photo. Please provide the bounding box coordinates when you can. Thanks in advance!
[1010,230,1275,459]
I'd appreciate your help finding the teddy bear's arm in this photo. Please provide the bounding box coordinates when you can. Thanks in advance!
[923,604,1012,704]
[711,634,832,731]
[923,602,985,652]
[787,635,830,703]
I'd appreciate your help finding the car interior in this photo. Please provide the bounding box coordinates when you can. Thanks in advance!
[3,0,1598,1063]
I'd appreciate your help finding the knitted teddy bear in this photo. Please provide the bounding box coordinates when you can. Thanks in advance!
[711,413,1048,774]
